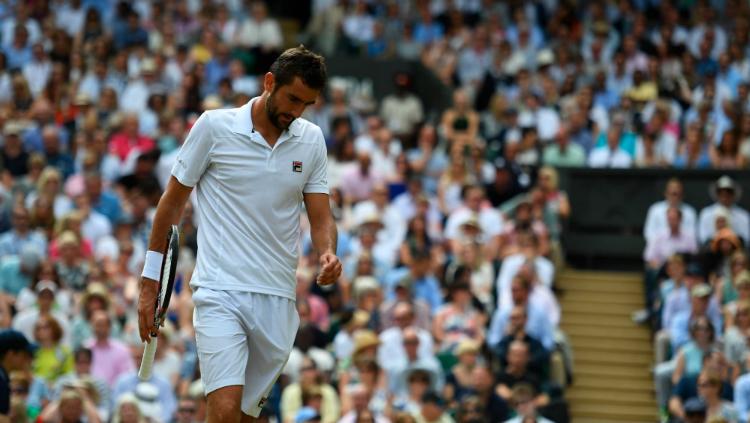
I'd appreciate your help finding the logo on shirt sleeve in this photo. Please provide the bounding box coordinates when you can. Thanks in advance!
[292,161,303,172]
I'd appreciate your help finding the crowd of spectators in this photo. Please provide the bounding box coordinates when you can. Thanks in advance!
[642,175,750,422]
[0,0,749,423]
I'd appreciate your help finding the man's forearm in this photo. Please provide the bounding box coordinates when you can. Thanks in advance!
[311,219,337,256]
[148,195,187,253]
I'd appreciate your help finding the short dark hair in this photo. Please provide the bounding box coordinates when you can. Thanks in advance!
[269,46,327,91]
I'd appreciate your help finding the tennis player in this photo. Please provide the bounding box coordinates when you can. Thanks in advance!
[137,46,341,423]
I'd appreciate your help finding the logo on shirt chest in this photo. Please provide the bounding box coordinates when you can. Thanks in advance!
[292,161,303,172]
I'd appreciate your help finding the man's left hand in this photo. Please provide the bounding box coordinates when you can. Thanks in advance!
[317,252,342,286]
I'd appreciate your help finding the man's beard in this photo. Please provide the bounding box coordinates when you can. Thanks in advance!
[265,91,294,130]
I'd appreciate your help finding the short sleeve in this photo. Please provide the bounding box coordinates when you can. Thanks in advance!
[171,112,213,187]
[303,130,329,194]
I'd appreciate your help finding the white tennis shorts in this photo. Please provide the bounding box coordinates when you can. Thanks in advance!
[192,287,299,417]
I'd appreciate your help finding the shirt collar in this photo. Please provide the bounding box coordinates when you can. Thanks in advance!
[231,97,302,138]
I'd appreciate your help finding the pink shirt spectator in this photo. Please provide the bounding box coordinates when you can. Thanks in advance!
[340,165,384,203]
[86,338,135,387]
[108,132,155,162]
[643,230,698,266]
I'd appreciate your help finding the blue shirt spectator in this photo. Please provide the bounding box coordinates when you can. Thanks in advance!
[384,266,443,313]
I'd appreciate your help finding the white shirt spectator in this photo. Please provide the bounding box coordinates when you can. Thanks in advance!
[236,18,283,49]
[22,57,51,97]
[119,79,151,114]
[82,210,113,246]
[377,327,434,367]
[588,146,633,168]
[643,201,698,243]
[698,203,750,244]
[495,253,555,312]
[444,206,504,244]
[342,11,375,44]
[54,2,86,36]
[2,18,41,48]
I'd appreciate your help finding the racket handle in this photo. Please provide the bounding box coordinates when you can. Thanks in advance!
[138,336,158,381]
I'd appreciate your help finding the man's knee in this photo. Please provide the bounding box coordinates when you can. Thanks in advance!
[207,385,243,423]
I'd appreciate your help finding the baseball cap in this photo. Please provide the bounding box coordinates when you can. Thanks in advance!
[0,329,37,356]
[691,283,712,298]
[295,407,321,423]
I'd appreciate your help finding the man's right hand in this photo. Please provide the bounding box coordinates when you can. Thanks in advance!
[137,278,159,343]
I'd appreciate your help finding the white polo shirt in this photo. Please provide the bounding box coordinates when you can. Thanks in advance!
[172,98,329,300]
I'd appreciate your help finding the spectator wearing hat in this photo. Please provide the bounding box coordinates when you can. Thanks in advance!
[352,183,406,259]
[0,329,35,420]
[443,339,481,406]
[0,204,46,259]
[12,280,70,347]
[111,344,175,423]
[671,283,724,354]
[280,356,340,423]
[333,311,372,362]
[699,175,750,245]
[110,392,145,423]
[386,326,443,399]
[661,262,719,332]
[69,282,118,349]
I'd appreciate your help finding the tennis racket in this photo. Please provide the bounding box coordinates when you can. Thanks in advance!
[138,224,179,381]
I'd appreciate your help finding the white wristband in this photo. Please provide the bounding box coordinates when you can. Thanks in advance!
[141,250,164,281]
